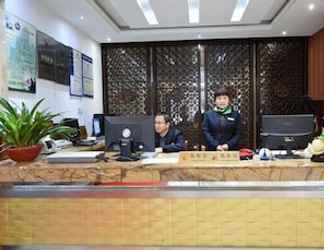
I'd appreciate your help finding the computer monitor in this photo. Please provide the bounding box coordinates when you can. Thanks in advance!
[60,118,80,143]
[105,115,155,161]
[92,114,105,137]
[261,114,315,159]
[61,117,79,128]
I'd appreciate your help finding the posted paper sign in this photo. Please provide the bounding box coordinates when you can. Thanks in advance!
[82,54,93,98]
[70,49,82,96]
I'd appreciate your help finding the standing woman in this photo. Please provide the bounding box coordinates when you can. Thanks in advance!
[202,87,240,151]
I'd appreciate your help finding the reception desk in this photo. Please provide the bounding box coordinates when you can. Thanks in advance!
[1,152,324,184]
[1,153,324,249]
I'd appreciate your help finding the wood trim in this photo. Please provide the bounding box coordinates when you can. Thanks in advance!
[308,28,324,100]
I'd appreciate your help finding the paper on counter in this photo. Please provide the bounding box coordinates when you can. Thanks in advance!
[141,157,179,165]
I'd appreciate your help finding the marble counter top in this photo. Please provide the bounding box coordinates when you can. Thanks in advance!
[0,152,324,184]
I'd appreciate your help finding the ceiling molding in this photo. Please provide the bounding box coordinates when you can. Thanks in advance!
[271,0,296,25]
[120,22,272,32]
[123,23,272,35]
[92,0,291,32]
[268,0,291,23]
[85,0,121,32]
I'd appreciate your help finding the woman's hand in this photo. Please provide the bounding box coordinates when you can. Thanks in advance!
[217,144,229,151]
[155,147,163,153]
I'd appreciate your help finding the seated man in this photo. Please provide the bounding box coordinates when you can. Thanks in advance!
[155,114,185,152]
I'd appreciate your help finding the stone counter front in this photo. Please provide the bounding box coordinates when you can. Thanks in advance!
[1,186,324,247]
[1,154,324,184]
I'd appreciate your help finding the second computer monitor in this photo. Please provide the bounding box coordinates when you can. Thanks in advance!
[261,114,314,150]
[92,114,105,137]
[105,115,155,152]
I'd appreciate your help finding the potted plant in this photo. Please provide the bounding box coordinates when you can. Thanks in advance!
[0,97,74,162]
[0,136,8,160]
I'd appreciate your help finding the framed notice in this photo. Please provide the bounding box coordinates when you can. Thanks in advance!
[82,54,93,98]
[37,31,56,82]
[55,42,71,85]
[5,13,37,93]
[70,49,83,96]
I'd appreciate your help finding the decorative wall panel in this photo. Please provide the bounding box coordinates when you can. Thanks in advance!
[256,38,307,146]
[102,46,151,115]
[102,38,307,149]
[205,40,253,147]
[256,38,306,115]
[154,44,201,149]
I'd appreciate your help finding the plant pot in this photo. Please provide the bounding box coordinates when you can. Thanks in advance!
[7,144,43,162]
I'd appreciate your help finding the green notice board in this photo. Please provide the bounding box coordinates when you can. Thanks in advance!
[5,12,37,93]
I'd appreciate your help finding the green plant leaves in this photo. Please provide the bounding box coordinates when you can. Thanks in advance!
[0,98,75,147]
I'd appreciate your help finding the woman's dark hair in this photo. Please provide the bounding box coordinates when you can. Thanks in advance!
[214,86,233,100]
[156,113,172,124]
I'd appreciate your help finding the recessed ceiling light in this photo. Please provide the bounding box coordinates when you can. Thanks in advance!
[231,0,250,22]
[282,31,287,36]
[188,0,199,24]
[80,16,84,20]
[136,0,158,25]
[308,3,315,11]
[107,37,112,42]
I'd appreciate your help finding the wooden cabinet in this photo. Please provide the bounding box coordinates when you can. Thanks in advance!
[309,28,324,100]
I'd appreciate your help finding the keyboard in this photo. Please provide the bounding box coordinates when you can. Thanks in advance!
[141,152,158,159]
[78,139,97,146]
[275,154,304,160]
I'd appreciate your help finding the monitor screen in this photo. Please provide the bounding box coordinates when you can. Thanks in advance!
[92,114,105,137]
[105,115,155,152]
[61,118,79,129]
[93,119,101,136]
[60,118,80,140]
[261,114,315,150]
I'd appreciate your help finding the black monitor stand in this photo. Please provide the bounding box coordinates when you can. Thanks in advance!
[116,138,140,161]
[274,142,303,160]
[275,150,303,159]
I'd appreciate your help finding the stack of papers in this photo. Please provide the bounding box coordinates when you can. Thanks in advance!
[141,157,179,165]
[47,151,104,163]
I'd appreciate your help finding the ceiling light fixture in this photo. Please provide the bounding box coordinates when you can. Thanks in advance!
[231,0,250,22]
[188,0,199,24]
[136,0,159,25]
[282,31,287,36]
[80,16,84,20]
[308,3,315,11]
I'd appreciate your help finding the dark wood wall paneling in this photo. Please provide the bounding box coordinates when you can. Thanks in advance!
[205,40,254,147]
[256,38,308,144]
[154,44,201,149]
[308,28,324,131]
[102,45,152,115]
[309,28,324,101]
[102,38,308,149]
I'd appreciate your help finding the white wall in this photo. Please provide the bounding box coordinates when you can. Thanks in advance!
[4,0,103,134]
[0,0,7,97]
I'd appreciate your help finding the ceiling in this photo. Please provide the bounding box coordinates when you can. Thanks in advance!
[100,0,287,29]
[41,0,324,43]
